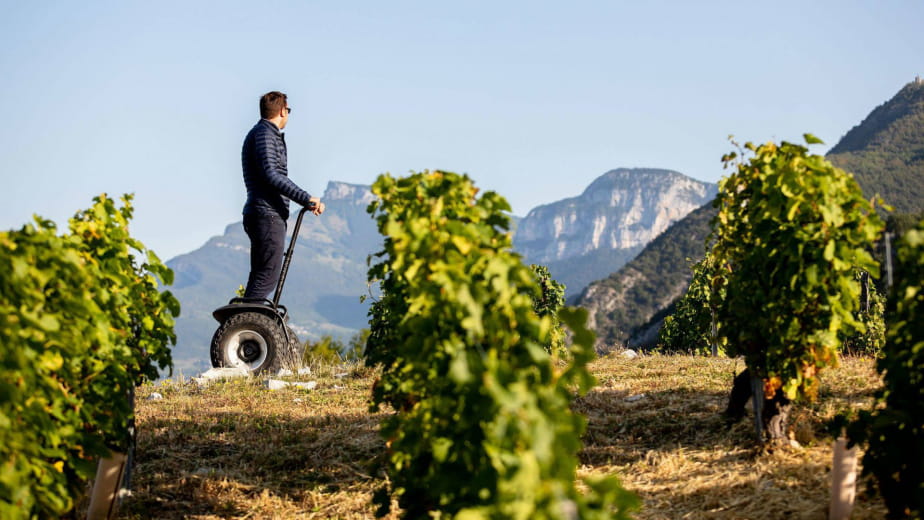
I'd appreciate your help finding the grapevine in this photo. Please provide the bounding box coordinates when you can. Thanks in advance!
[366,170,638,519]
[0,194,178,518]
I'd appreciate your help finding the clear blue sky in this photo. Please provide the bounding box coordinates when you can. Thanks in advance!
[2,1,922,260]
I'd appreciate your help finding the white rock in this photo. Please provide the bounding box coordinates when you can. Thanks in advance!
[621,349,639,359]
[325,181,377,206]
[290,381,318,390]
[625,393,646,403]
[192,367,250,386]
[276,367,311,377]
[335,372,349,379]
[147,392,164,401]
[202,366,251,379]
[293,398,304,404]
[264,379,290,390]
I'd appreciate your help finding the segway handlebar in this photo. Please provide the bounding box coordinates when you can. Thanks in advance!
[271,204,313,308]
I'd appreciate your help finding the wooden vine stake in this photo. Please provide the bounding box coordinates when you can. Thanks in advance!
[86,453,128,520]
[829,437,857,520]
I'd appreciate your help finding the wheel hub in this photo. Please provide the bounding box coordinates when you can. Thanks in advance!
[238,339,262,363]
[225,329,268,370]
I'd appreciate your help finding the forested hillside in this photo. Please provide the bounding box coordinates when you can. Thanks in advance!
[573,203,716,349]
[827,78,924,214]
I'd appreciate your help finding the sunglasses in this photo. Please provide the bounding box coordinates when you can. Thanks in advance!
[285,107,292,115]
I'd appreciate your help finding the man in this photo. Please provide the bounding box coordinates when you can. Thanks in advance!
[241,91,324,300]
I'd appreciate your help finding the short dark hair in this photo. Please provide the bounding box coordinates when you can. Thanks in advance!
[260,91,288,119]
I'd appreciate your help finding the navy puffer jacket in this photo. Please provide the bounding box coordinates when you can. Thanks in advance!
[241,119,312,219]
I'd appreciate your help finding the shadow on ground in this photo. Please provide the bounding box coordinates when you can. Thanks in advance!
[122,409,384,519]
[575,387,759,466]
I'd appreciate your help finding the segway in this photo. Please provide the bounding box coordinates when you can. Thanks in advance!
[209,204,315,375]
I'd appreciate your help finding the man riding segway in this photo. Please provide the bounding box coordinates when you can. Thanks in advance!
[210,91,325,374]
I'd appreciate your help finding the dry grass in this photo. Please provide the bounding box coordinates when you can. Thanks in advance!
[575,355,886,519]
[121,355,887,519]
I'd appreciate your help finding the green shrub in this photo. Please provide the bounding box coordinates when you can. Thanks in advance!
[366,171,639,519]
[710,136,884,402]
[658,254,726,356]
[529,264,567,357]
[664,263,885,358]
[303,332,366,366]
[850,219,924,518]
[0,194,178,518]
[303,335,347,365]
[346,328,370,361]
[840,271,886,357]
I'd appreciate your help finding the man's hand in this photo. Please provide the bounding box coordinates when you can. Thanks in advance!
[308,197,325,216]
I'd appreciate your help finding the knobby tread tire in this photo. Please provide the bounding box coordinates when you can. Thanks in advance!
[284,326,304,369]
[210,312,287,375]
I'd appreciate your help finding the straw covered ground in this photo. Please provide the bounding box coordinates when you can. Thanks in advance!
[121,355,887,519]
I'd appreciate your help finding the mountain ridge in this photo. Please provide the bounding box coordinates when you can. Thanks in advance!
[165,171,713,370]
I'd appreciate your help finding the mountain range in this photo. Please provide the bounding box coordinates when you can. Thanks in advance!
[164,78,924,370]
[166,170,711,372]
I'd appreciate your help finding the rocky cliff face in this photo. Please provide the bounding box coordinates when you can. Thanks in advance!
[513,168,716,295]
[515,169,716,262]
[323,181,378,207]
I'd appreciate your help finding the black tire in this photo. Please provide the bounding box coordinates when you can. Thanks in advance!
[281,326,304,369]
[210,312,287,375]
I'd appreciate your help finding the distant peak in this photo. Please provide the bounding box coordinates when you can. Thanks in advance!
[582,168,708,196]
[827,79,924,156]
[901,76,924,94]
[600,167,689,179]
[323,181,375,204]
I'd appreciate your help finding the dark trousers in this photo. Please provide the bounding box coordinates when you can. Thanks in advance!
[243,212,287,300]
